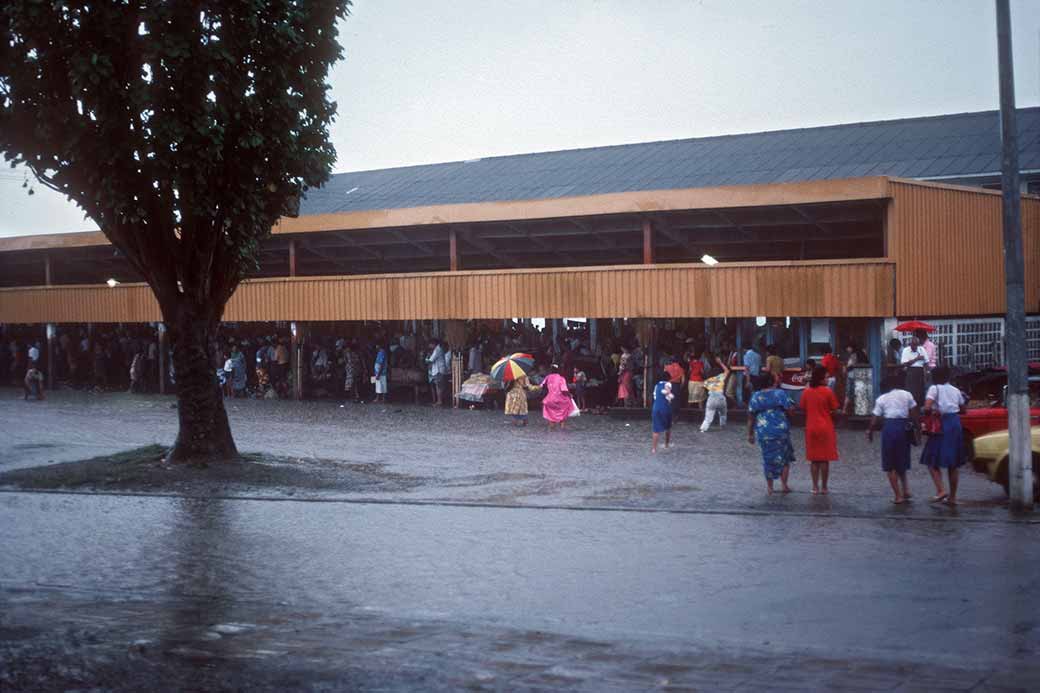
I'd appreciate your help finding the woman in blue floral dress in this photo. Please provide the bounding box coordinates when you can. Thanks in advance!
[746,374,796,494]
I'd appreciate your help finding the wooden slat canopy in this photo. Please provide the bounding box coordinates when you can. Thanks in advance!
[0,259,895,323]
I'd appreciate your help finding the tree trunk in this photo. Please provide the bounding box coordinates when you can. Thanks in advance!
[165,302,238,464]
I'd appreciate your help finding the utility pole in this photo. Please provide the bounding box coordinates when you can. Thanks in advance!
[996,0,1034,511]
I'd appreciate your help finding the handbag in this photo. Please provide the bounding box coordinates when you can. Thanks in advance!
[921,408,942,436]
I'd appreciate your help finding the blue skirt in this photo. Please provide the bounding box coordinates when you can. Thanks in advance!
[652,404,673,433]
[919,413,964,469]
[881,418,912,473]
[758,435,795,480]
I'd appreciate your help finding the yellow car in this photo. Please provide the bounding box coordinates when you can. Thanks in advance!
[970,426,1040,500]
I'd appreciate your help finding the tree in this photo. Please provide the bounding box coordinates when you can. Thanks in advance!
[0,1,350,463]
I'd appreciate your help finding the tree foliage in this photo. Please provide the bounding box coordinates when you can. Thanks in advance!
[0,0,349,312]
[0,1,351,462]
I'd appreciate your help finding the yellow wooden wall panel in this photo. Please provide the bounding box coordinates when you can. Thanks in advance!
[0,261,896,324]
[887,181,1038,316]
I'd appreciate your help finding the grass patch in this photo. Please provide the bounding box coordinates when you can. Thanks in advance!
[0,445,427,496]
[0,445,167,490]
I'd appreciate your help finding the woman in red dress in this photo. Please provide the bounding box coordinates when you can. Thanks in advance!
[799,365,841,495]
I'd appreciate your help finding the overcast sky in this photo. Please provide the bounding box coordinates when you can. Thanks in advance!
[2,0,1039,237]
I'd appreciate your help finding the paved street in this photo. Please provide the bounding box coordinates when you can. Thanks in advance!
[3,492,1040,691]
[2,390,1039,690]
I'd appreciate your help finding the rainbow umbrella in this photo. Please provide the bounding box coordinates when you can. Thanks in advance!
[490,353,535,383]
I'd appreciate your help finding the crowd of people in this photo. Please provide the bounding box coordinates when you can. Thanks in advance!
[1,320,975,504]
[639,327,964,503]
[3,326,161,399]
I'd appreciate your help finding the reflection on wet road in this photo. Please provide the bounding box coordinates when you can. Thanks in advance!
[3,491,1038,667]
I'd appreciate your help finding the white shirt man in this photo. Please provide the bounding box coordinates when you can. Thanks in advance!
[900,345,928,368]
[427,343,445,378]
[28,344,40,364]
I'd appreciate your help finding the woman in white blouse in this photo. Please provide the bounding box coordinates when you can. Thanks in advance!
[867,375,919,504]
[919,366,968,505]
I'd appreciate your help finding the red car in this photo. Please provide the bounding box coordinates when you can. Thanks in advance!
[958,373,1040,455]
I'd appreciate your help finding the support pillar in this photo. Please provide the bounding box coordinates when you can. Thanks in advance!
[46,323,55,390]
[589,319,598,351]
[449,228,459,272]
[289,239,297,277]
[291,321,302,401]
[158,323,167,395]
[44,255,54,389]
[799,318,809,365]
[867,318,882,405]
[642,219,654,264]
[552,318,560,348]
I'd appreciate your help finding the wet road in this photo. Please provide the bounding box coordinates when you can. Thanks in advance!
[3,391,1040,688]
[3,491,1038,669]
[0,391,1020,521]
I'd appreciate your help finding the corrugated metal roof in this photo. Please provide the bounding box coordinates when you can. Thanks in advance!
[302,108,1040,215]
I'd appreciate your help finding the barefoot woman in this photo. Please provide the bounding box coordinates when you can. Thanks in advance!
[746,374,796,494]
[867,375,918,504]
[799,365,841,494]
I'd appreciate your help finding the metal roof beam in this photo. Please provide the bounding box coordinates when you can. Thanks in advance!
[791,205,829,234]
[301,240,379,273]
[387,229,436,257]
[712,210,755,240]
[331,233,384,260]
[568,218,623,250]
[456,225,520,268]
[650,215,702,255]
[505,223,582,265]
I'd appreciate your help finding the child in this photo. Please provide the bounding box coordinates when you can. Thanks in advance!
[651,381,674,453]
[23,365,45,401]
[573,368,588,411]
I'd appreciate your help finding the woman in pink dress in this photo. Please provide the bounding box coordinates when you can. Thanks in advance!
[616,345,635,407]
[541,365,574,430]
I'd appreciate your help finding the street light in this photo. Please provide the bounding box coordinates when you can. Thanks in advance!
[701,254,719,266]
[106,278,119,288]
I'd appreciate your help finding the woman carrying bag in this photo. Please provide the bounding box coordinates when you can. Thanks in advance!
[919,366,968,505]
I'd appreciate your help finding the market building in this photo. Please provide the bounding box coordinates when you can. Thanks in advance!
[2,108,1039,406]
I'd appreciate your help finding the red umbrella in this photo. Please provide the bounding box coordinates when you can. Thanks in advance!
[895,320,935,333]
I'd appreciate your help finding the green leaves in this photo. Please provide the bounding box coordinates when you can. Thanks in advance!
[0,0,351,299]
